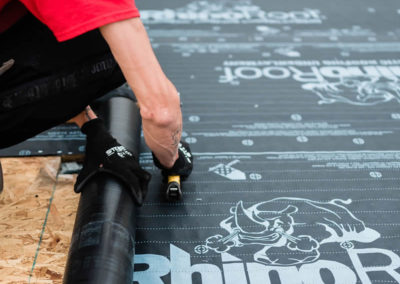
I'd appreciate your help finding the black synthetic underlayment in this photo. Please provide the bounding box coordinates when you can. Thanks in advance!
[0,85,137,157]
[0,124,85,156]
[2,0,400,283]
[133,0,400,283]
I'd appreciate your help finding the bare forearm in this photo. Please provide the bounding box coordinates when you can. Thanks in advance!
[100,18,181,167]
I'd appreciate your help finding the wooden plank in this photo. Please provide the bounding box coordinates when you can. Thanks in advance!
[0,157,78,284]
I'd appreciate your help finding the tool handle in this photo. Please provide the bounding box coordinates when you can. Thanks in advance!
[166,175,182,201]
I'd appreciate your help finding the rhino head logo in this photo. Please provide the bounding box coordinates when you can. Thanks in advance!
[206,198,380,266]
[302,76,400,106]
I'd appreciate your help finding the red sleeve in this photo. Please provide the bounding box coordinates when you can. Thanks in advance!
[19,0,140,41]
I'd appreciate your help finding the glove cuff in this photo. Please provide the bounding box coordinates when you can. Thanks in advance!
[81,118,107,137]
[152,151,168,170]
[152,141,193,178]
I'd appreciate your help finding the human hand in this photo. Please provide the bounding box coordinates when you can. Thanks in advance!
[74,119,151,205]
[152,141,193,179]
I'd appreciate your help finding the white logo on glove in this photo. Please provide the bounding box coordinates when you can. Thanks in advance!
[179,143,192,164]
[106,146,133,158]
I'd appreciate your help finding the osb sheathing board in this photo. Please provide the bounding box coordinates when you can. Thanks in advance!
[0,157,78,284]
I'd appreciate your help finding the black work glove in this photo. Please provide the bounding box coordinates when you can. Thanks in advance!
[152,141,193,179]
[74,118,151,205]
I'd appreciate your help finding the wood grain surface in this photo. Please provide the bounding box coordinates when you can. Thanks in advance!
[0,157,78,284]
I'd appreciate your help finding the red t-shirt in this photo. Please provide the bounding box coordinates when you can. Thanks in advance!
[0,0,140,41]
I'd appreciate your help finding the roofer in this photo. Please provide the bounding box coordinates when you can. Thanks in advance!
[0,0,193,198]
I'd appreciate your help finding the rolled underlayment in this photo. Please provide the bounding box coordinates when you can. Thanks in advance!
[63,96,141,283]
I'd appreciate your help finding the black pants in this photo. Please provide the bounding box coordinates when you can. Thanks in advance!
[0,15,125,148]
